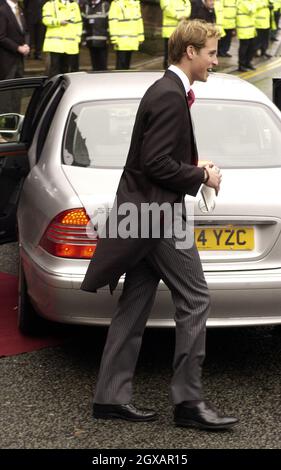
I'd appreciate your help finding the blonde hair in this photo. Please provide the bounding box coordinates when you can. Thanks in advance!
[168,19,220,64]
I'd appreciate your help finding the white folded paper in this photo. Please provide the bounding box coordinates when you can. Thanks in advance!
[200,184,216,212]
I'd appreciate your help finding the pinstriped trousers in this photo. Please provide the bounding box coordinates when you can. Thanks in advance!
[94,235,210,405]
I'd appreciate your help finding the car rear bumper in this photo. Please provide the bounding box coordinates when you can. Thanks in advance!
[22,248,281,327]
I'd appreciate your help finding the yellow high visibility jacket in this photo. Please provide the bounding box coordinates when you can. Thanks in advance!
[271,0,281,12]
[269,0,278,29]
[236,0,256,39]
[222,0,237,30]
[42,0,82,54]
[109,0,144,51]
[255,0,271,29]
[160,0,191,39]
[215,0,226,37]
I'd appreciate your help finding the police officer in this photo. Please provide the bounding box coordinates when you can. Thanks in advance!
[218,0,236,57]
[109,0,144,70]
[23,0,46,59]
[160,0,191,68]
[42,0,82,76]
[236,0,257,71]
[80,0,109,71]
[255,0,274,59]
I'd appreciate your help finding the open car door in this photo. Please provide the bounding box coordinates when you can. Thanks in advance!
[0,77,47,243]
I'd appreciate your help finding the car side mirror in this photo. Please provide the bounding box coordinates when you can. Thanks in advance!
[0,113,24,141]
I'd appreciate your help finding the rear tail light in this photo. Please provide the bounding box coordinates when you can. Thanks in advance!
[39,208,97,259]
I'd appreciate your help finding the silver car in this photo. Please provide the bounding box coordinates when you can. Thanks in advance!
[1,71,281,334]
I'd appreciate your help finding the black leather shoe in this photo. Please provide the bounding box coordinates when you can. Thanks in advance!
[246,64,256,70]
[262,52,272,59]
[238,65,248,72]
[174,401,238,431]
[93,403,157,422]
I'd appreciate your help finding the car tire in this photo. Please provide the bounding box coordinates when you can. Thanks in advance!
[18,261,50,336]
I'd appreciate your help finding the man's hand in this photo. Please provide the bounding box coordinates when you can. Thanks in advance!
[17,44,30,56]
[204,164,222,195]
[198,160,214,168]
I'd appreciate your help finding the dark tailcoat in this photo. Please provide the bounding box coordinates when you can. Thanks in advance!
[81,70,204,293]
[0,1,28,80]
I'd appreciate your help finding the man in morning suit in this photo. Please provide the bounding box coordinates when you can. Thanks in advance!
[0,0,30,80]
[81,19,238,431]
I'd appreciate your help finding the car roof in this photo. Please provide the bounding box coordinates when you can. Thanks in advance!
[62,71,274,108]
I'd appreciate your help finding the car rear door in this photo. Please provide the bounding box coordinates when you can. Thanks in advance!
[0,77,47,243]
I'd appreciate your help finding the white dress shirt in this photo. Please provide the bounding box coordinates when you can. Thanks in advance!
[168,64,191,94]
[6,0,19,16]
[6,0,23,30]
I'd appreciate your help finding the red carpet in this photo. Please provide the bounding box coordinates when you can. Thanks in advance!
[0,272,63,357]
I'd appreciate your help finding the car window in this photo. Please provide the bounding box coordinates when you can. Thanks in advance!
[36,85,66,162]
[192,100,281,168]
[63,99,281,169]
[63,100,138,168]
[30,76,64,134]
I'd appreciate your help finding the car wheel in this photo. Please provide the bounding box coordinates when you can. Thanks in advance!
[18,261,50,336]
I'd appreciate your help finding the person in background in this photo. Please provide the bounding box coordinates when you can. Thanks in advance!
[218,0,236,57]
[109,0,144,70]
[42,0,82,76]
[23,0,45,59]
[191,1,226,49]
[160,0,191,68]
[254,0,274,59]
[191,0,216,22]
[236,0,256,71]
[214,0,225,37]
[270,0,280,41]
[0,0,30,80]
[80,0,109,71]
[81,19,238,432]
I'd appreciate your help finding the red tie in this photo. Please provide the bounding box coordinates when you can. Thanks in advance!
[187,88,195,108]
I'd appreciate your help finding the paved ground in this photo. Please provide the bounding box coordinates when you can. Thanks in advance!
[0,248,281,451]
[1,324,281,449]
[0,243,18,276]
